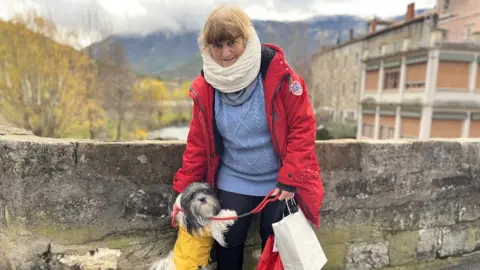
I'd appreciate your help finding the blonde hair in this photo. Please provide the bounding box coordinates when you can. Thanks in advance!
[199,5,253,51]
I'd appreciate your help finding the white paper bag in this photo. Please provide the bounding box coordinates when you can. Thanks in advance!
[272,201,327,270]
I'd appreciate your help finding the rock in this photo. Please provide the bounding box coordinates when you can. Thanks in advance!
[58,248,121,270]
[345,241,390,270]
[124,188,173,219]
[438,224,477,258]
[388,230,419,266]
[416,228,440,261]
[0,125,34,136]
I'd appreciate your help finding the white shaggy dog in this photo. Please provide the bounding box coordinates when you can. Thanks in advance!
[150,182,237,270]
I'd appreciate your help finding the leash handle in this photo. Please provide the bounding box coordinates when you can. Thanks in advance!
[249,190,280,214]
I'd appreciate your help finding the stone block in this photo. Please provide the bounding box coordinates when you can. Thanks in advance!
[345,241,390,270]
[388,231,419,266]
[458,195,480,222]
[416,228,440,262]
[323,244,347,269]
[438,224,477,258]
[315,226,385,269]
[75,141,185,185]
[316,140,363,172]
[323,198,458,232]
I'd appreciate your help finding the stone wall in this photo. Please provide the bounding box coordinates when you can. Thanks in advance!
[1,127,480,269]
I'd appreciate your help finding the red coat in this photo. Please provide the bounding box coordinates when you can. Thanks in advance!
[172,44,324,227]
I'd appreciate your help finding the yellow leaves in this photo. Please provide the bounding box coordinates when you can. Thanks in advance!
[132,77,169,103]
[169,81,190,100]
[0,11,99,138]
[135,129,148,140]
[0,10,194,140]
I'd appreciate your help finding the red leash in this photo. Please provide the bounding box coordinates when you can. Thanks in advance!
[171,190,280,228]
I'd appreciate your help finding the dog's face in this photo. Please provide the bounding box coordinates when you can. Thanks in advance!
[178,182,221,235]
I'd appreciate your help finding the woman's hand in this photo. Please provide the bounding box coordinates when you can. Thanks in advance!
[271,187,295,200]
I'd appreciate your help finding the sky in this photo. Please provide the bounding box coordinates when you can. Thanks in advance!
[1,0,437,46]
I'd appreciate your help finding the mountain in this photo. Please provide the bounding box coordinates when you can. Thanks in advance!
[87,8,429,80]
[88,15,367,79]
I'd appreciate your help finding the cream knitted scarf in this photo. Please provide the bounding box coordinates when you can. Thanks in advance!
[200,27,261,93]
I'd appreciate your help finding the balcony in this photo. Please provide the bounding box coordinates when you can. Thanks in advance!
[434,90,480,108]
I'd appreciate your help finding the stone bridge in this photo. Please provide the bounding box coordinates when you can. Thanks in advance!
[1,126,480,270]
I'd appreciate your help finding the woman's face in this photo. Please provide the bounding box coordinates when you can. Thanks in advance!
[210,37,246,67]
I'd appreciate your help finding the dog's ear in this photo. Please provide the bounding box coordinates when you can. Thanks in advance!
[184,214,204,236]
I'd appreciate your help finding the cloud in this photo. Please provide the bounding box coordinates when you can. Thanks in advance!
[1,0,436,37]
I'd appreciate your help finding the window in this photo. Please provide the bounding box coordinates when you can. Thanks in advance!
[342,83,346,95]
[362,124,373,137]
[384,69,400,89]
[355,53,360,64]
[465,24,475,40]
[388,127,395,139]
[406,82,425,89]
[443,0,450,12]
[347,111,355,119]
[379,125,395,139]
[353,81,357,94]
[392,42,398,52]
[344,55,348,68]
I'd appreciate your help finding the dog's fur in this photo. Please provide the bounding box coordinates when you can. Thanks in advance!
[150,183,237,270]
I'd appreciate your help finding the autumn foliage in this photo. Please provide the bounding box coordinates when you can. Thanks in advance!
[0,10,190,140]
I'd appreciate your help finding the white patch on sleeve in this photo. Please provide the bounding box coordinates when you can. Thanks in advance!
[289,80,303,96]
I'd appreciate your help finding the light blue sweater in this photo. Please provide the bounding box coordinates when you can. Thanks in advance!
[214,73,280,197]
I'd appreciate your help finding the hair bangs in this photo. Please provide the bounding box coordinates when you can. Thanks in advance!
[200,5,252,50]
[205,19,244,46]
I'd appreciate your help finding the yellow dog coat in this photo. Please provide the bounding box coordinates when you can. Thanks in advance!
[173,224,214,269]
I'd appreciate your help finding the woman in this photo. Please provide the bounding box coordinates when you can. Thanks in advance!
[172,5,324,269]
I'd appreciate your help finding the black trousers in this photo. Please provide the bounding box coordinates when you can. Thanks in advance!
[213,189,286,270]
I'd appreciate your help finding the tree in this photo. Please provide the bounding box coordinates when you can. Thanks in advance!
[96,40,137,140]
[0,11,94,137]
[78,6,112,139]
[130,77,169,131]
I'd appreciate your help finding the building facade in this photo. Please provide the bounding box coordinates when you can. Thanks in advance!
[310,3,428,126]
[311,35,363,124]
[356,2,480,140]
[436,0,480,42]
[310,2,480,139]
[358,28,480,140]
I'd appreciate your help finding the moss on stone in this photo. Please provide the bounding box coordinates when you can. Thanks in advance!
[381,255,472,270]
[466,224,477,251]
[104,237,146,250]
[387,230,419,266]
[314,225,387,269]
[323,244,347,269]
[32,225,109,245]
[316,225,386,245]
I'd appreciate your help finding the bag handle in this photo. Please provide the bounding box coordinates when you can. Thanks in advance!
[281,198,298,219]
